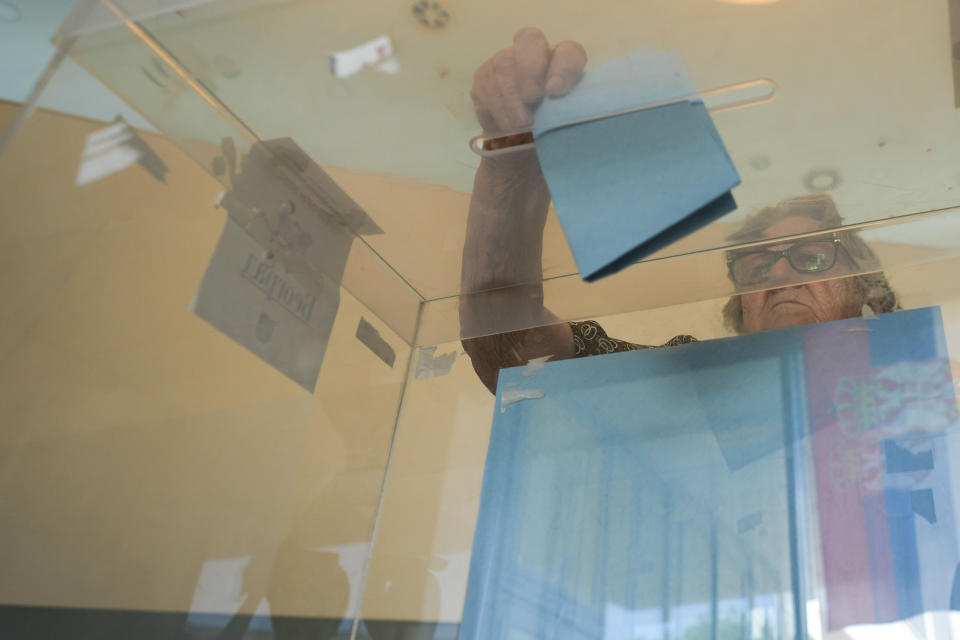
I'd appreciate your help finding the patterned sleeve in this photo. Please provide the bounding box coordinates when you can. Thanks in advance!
[569,320,697,357]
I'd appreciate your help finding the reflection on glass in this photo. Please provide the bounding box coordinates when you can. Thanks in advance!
[463,308,960,639]
[726,234,841,287]
[460,29,899,393]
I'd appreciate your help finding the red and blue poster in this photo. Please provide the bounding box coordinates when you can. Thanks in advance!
[804,308,960,630]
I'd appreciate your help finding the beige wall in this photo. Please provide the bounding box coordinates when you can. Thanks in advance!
[0,102,409,619]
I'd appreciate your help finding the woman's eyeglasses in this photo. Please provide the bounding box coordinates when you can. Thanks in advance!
[727,235,842,286]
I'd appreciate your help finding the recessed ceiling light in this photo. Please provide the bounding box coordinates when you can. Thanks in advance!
[804,168,841,192]
[0,2,21,22]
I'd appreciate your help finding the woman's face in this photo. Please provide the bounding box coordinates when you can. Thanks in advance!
[739,216,864,333]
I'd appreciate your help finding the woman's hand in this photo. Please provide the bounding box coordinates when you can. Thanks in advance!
[471,27,587,135]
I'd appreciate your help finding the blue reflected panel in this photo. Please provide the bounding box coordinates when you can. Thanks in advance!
[460,308,960,639]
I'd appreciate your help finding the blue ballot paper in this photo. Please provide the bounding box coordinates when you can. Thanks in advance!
[533,49,741,281]
[460,308,960,639]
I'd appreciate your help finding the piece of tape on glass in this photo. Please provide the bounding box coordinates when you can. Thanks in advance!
[415,346,457,380]
[330,35,393,79]
[522,355,552,377]
[356,317,396,368]
[501,388,545,413]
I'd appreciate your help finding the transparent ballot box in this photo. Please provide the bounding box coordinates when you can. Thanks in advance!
[5,0,960,638]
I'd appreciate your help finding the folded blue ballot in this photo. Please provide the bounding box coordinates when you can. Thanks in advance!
[460,307,960,638]
[533,49,741,281]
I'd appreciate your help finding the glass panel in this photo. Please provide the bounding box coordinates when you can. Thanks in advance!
[0,72,408,637]
[373,259,960,639]
[434,206,960,345]
[61,0,960,304]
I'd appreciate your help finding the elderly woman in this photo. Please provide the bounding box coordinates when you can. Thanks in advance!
[461,29,899,394]
[722,194,898,333]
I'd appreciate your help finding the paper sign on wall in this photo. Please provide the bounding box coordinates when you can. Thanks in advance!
[192,137,383,390]
[191,218,339,391]
[76,116,168,186]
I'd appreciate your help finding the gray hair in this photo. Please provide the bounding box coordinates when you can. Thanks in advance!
[722,194,900,333]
